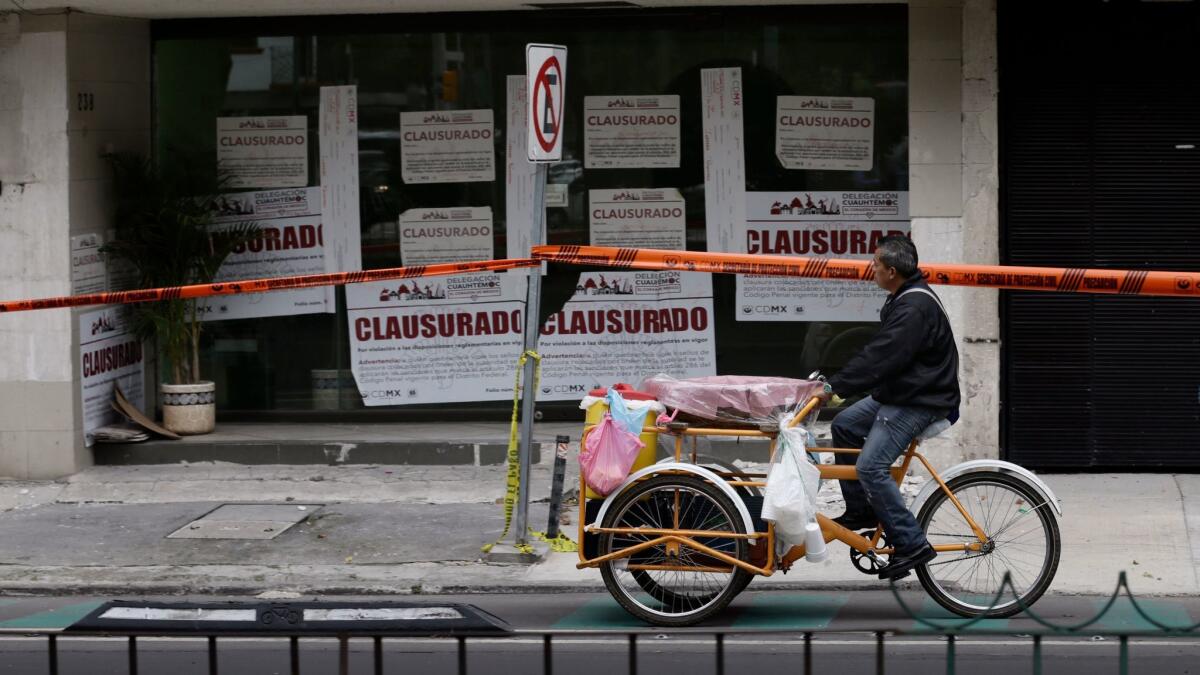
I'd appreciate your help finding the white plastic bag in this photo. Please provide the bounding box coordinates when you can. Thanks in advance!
[760,414,821,548]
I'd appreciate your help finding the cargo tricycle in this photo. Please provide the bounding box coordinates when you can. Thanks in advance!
[577,377,1062,626]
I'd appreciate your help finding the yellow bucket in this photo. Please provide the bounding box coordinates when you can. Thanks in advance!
[582,401,659,500]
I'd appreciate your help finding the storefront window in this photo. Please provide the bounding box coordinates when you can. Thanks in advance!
[152,6,907,418]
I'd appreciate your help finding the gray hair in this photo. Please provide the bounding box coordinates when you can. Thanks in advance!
[875,235,918,277]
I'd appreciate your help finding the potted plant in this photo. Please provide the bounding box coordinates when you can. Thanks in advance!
[101,153,259,435]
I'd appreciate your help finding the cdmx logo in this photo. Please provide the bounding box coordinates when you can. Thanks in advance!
[664,256,680,268]
[743,305,789,315]
[543,384,588,395]
[362,389,417,399]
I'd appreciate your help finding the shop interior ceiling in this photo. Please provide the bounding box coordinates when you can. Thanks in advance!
[9,0,895,17]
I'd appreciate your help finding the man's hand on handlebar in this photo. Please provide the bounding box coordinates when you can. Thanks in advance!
[809,371,843,406]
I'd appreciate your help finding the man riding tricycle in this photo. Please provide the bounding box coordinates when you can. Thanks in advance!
[575,236,1062,626]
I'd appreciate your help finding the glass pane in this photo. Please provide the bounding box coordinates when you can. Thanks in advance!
[152,6,906,417]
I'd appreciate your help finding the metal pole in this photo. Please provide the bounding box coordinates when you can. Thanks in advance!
[1119,636,1128,675]
[628,634,637,675]
[1032,635,1042,675]
[804,632,812,675]
[514,162,548,547]
[945,634,955,675]
[339,635,349,675]
[546,435,569,539]
[715,633,724,675]
[128,636,138,675]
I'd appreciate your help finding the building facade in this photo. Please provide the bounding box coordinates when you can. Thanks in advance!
[2,0,1190,478]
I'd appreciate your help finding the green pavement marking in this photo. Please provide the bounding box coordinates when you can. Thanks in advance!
[732,593,846,629]
[553,596,658,629]
[0,598,31,620]
[908,596,1010,632]
[0,600,107,630]
[1089,598,1193,632]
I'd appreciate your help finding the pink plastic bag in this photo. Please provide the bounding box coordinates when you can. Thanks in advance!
[580,413,645,497]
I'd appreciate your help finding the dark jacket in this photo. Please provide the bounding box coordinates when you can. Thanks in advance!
[827,274,960,414]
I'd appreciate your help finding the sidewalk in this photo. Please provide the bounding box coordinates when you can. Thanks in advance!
[0,425,1196,598]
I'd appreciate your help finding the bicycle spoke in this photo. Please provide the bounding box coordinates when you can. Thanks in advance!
[919,477,1058,615]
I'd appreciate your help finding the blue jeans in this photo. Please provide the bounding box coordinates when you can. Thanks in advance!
[831,396,940,554]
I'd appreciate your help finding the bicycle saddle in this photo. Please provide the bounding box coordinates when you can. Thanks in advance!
[916,418,952,441]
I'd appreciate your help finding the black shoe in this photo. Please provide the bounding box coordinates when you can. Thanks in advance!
[879,544,937,580]
[832,511,877,531]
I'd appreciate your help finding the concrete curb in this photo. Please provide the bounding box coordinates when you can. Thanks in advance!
[94,441,543,466]
[92,437,813,466]
[0,565,914,597]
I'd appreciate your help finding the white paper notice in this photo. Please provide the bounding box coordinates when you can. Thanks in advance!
[319,85,363,274]
[545,183,569,209]
[589,188,686,250]
[79,306,145,447]
[217,116,309,189]
[400,207,493,266]
[505,76,542,261]
[736,191,909,322]
[539,271,716,400]
[345,270,717,405]
[401,109,495,184]
[701,68,746,254]
[776,96,875,171]
[347,272,526,406]
[70,233,107,295]
[201,187,334,321]
[584,95,680,169]
[104,228,137,292]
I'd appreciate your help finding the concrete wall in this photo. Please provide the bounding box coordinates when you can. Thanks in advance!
[0,14,76,479]
[907,0,1001,465]
[0,11,149,478]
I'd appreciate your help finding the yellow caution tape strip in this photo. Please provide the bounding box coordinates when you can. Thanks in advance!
[529,526,578,553]
[482,350,578,554]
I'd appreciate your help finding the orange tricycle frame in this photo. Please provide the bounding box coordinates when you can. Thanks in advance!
[575,395,989,578]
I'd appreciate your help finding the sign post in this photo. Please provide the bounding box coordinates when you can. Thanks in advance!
[513,43,567,554]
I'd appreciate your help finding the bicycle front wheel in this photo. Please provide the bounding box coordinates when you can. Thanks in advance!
[916,472,1060,618]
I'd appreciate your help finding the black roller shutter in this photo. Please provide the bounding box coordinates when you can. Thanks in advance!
[1000,1,1200,469]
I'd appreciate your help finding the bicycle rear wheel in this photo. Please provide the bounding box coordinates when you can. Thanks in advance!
[599,474,752,626]
[916,472,1060,617]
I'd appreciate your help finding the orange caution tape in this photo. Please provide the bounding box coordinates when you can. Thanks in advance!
[0,258,539,313]
[533,245,1200,298]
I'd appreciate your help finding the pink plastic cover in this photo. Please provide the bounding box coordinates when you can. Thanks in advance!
[639,374,824,425]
